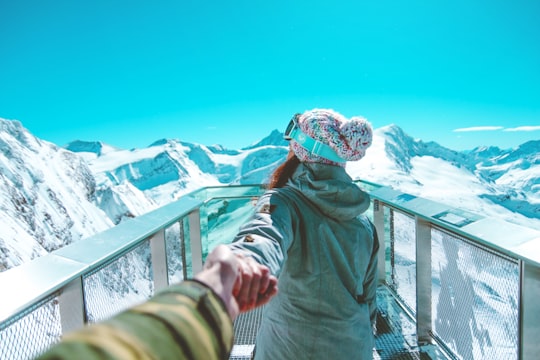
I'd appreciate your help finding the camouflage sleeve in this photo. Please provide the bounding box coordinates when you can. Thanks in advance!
[36,280,234,360]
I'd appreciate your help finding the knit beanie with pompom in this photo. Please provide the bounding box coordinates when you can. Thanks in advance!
[289,108,373,167]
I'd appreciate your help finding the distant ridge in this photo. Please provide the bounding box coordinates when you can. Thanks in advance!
[242,129,288,150]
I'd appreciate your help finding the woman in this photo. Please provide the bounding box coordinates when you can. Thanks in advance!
[230,109,379,359]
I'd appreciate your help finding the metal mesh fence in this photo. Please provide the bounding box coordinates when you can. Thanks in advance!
[83,240,154,323]
[165,221,184,284]
[389,209,417,313]
[0,295,61,360]
[431,228,520,360]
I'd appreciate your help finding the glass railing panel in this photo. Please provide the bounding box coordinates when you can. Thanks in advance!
[0,294,61,360]
[431,228,520,360]
[203,197,260,259]
[83,239,154,323]
[185,187,209,201]
[192,185,265,202]
[177,187,264,278]
[355,179,382,193]
[199,198,210,259]
[389,209,417,313]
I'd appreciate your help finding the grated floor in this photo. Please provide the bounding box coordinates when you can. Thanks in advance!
[373,286,444,359]
[230,285,446,360]
[230,306,263,359]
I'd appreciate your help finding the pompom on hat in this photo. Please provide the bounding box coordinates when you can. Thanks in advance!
[287,108,373,167]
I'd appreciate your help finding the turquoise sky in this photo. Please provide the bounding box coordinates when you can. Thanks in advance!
[1,0,539,151]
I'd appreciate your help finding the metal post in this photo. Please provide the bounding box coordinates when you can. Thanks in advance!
[189,209,204,275]
[373,200,386,283]
[58,277,85,333]
[415,217,432,344]
[150,229,168,292]
[521,260,540,360]
[180,218,188,280]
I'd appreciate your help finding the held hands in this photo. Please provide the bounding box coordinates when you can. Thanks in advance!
[194,245,278,320]
[233,253,278,313]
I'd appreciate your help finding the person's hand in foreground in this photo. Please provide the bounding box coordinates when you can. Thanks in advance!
[194,245,278,319]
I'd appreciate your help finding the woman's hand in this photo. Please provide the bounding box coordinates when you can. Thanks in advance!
[194,245,278,320]
[233,253,278,312]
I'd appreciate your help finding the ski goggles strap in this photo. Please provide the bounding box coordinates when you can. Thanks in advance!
[283,114,346,163]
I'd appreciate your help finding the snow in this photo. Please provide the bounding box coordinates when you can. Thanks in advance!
[348,128,540,231]
[89,146,168,173]
[0,119,113,271]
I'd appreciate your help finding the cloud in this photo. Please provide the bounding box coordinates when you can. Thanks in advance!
[453,126,504,132]
[503,126,540,132]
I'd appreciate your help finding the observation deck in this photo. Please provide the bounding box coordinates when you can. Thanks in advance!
[1,182,539,359]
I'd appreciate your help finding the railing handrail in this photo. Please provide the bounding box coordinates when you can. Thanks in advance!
[365,185,540,267]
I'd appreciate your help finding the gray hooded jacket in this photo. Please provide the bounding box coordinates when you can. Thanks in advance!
[230,162,379,359]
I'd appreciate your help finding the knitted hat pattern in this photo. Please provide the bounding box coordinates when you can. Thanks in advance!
[290,108,373,167]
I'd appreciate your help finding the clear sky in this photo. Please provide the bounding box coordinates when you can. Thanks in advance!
[1,0,539,151]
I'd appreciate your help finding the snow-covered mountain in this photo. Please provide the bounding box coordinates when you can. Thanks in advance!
[0,120,113,271]
[66,137,289,207]
[1,118,538,272]
[348,125,539,228]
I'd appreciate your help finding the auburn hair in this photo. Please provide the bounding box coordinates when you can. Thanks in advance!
[267,154,300,189]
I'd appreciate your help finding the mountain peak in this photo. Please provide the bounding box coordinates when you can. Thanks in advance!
[517,140,540,155]
[242,129,288,150]
[0,118,24,133]
[378,123,407,136]
[1,118,44,150]
[66,140,103,155]
[148,138,181,147]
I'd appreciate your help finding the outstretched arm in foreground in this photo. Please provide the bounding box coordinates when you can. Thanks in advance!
[36,245,278,360]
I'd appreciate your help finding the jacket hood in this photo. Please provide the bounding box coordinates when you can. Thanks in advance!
[287,162,370,220]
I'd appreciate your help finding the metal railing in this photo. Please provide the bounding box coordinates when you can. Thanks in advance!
[0,182,539,360]
[367,184,540,360]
